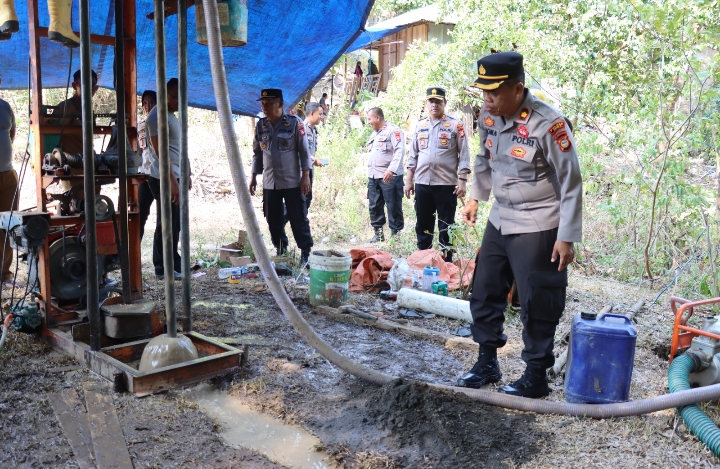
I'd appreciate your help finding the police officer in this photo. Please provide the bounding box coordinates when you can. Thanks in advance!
[405,88,470,262]
[249,89,314,265]
[456,52,582,398]
[366,107,404,243]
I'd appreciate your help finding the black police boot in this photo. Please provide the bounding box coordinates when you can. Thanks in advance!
[499,365,550,398]
[368,227,385,243]
[390,229,401,237]
[275,243,288,256]
[456,346,502,388]
[299,249,311,267]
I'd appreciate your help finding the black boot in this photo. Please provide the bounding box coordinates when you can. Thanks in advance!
[299,249,311,267]
[499,365,550,398]
[456,346,502,388]
[390,229,401,237]
[368,227,385,243]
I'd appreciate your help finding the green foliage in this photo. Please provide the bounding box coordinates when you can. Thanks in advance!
[364,0,720,298]
[312,106,373,238]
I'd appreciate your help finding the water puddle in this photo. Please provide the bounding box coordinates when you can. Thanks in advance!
[186,384,330,469]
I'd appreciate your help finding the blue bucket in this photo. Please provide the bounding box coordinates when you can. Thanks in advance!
[195,0,248,47]
[565,312,637,404]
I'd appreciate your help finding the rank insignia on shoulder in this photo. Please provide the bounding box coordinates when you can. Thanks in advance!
[517,125,529,138]
[511,147,526,158]
[548,121,566,135]
[457,123,465,138]
[298,123,305,136]
[483,117,495,127]
[555,134,572,152]
[517,108,530,124]
[443,122,452,127]
[394,130,401,142]
[487,139,493,148]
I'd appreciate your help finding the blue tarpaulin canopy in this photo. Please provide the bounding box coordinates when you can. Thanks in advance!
[0,1,375,115]
[345,4,456,53]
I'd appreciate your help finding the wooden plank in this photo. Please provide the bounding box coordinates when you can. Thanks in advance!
[315,305,457,346]
[49,392,97,469]
[82,383,134,469]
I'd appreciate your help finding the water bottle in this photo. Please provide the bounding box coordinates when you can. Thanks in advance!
[422,266,440,293]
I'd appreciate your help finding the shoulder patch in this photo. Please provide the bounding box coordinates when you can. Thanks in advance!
[457,123,465,138]
[548,121,565,135]
[297,122,305,136]
[394,130,401,143]
[554,132,572,152]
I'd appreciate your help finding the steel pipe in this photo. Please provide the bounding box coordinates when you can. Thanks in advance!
[154,0,177,338]
[80,0,100,351]
[178,0,191,332]
[115,0,131,303]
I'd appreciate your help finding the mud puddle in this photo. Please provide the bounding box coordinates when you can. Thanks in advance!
[186,384,330,469]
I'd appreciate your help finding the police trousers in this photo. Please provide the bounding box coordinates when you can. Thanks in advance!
[147,177,181,275]
[265,187,313,252]
[469,222,567,369]
[414,184,457,253]
[368,176,404,232]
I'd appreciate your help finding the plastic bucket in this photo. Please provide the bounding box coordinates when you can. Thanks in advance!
[195,0,248,47]
[309,250,352,307]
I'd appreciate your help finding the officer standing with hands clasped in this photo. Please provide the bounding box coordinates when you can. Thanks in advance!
[250,89,314,266]
[405,88,470,262]
[365,107,404,243]
[456,52,582,398]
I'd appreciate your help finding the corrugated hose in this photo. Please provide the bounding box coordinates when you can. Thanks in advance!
[201,0,720,419]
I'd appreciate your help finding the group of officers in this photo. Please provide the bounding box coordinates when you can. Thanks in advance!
[252,51,582,398]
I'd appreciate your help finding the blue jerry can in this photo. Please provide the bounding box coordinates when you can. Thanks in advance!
[565,312,637,403]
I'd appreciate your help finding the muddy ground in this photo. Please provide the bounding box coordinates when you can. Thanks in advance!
[1,267,720,469]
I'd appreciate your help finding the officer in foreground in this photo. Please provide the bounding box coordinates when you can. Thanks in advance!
[250,89,313,266]
[405,88,470,262]
[456,52,582,398]
[365,107,404,243]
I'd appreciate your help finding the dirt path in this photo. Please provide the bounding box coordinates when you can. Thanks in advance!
[3,270,714,468]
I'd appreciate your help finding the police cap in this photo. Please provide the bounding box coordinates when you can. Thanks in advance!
[426,87,446,101]
[257,88,283,101]
[472,51,524,91]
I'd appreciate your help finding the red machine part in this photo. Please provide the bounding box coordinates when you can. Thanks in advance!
[670,296,720,363]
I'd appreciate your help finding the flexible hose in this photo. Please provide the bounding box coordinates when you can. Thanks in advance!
[668,353,720,456]
[202,1,720,418]
[0,314,13,350]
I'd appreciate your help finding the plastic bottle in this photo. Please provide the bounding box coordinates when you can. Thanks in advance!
[422,266,440,293]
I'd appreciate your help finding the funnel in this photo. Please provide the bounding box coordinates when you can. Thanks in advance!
[138,333,199,372]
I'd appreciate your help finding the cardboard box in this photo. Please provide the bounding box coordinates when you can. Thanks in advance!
[217,230,250,264]
[230,256,252,267]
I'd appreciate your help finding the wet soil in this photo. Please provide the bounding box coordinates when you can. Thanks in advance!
[2,269,720,468]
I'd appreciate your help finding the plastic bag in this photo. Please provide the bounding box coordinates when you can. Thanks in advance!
[388,259,410,291]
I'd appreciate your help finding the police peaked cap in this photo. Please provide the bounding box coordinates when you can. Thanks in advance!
[472,51,524,90]
[258,88,283,101]
[426,87,446,100]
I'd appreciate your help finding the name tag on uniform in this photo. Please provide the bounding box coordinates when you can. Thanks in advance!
[506,145,536,163]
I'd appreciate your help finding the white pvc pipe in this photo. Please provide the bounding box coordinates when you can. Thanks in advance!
[396,288,472,322]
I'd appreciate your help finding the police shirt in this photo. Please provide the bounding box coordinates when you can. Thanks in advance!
[407,114,471,185]
[366,123,404,179]
[470,91,582,242]
[252,113,311,190]
[303,119,318,158]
